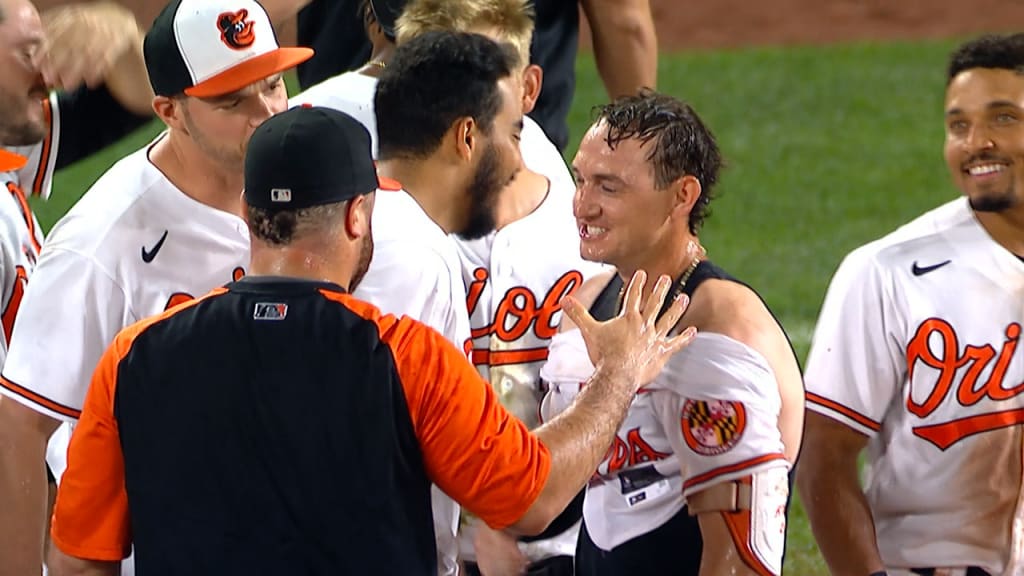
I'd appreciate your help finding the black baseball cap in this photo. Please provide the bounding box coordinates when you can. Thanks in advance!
[244,106,379,212]
[144,0,314,98]
[370,0,409,40]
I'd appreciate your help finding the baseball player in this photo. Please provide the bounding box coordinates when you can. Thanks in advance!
[393,1,606,573]
[799,33,1024,576]
[540,91,803,575]
[348,30,524,576]
[0,0,312,574]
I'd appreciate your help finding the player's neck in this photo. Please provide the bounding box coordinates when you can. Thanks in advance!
[248,242,352,290]
[616,234,703,303]
[376,158,467,234]
[360,43,395,79]
[493,169,549,229]
[150,133,245,218]
[974,205,1024,257]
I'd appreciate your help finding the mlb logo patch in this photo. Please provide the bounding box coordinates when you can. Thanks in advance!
[270,188,292,203]
[254,302,288,320]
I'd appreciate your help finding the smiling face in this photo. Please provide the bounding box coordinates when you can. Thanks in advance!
[571,120,681,270]
[944,67,1024,213]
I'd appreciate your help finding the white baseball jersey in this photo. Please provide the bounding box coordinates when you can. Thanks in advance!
[0,134,250,480]
[289,71,379,158]
[0,94,60,366]
[540,329,789,571]
[454,152,604,563]
[805,197,1024,574]
[353,182,473,576]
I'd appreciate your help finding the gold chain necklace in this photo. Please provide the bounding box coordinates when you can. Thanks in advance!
[617,255,703,314]
[366,60,387,70]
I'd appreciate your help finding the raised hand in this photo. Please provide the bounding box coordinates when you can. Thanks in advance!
[561,270,696,389]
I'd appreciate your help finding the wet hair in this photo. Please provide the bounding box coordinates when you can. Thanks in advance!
[948,33,1024,84]
[375,30,517,160]
[396,0,535,68]
[595,89,723,234]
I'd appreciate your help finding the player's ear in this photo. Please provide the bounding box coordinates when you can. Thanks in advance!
[344,193,373,239]
[522,64,543,115]
[153,95,186,132]
[670,175,702,221]
[450,117,477,163]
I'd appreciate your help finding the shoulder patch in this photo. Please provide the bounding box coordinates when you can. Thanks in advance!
[681,399,746,456]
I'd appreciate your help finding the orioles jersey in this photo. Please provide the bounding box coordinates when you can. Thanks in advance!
[352,181,473,576]
[805,197,1024,574]
[539,329,789,575]
[0,134,250,485]
[0,87,154,369]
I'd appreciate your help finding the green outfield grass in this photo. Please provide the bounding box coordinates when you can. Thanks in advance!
[30,37,969,575]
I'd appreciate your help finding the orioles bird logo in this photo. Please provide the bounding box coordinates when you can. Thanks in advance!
[217,9,255,50]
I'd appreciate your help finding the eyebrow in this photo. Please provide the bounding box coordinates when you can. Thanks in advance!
[946,100,1023,116]
[570,168,626,185]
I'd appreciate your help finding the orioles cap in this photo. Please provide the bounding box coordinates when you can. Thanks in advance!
[244,106,379,212]
[0,149,27,172]
[144,0,314,98]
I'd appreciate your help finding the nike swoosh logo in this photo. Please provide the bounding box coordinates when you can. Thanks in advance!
[141,230,169,264]
[911,260,951,276]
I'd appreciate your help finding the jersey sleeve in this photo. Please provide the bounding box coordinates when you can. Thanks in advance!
[652,337,789,499]
[0,249,131,422]
[355,242,464,347]
[49,332,132,561]
[804,247,904,437]
[387,318,552,530]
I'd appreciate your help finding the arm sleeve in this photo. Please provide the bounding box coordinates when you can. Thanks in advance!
[653,339,789,499]
[49,335,131,561]
[803,248,904,436]
[52,85,153,171]
[0,249,131,422]
[389,319,551,530]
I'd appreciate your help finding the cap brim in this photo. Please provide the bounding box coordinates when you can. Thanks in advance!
[185,47,314,98]
[0,149,28,172]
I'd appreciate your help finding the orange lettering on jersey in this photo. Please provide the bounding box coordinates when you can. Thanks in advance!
[466,268,488,318]
[467,270,584,365]
[1,265,28,343]
[602,427,671,475]
[906,318,1024,450]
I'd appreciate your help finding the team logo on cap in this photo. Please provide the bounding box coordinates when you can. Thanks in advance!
[681,399,746,456]
[218,9,256,50]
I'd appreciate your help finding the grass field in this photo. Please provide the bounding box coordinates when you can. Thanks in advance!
[29,37,969,574]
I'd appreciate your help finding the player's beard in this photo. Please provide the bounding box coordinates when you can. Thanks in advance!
[458,142,513,241]
[969,188,1018,213]
[0,81,48,146]
[348,230,374,293]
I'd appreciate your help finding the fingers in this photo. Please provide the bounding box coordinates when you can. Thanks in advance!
[654,293,689,337]
[618,270,647,318]
[640,274,672,328]
[661,325,698,356]
[559,295,597,338]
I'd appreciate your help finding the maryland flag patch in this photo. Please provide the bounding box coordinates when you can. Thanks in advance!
[681,399,746,456]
